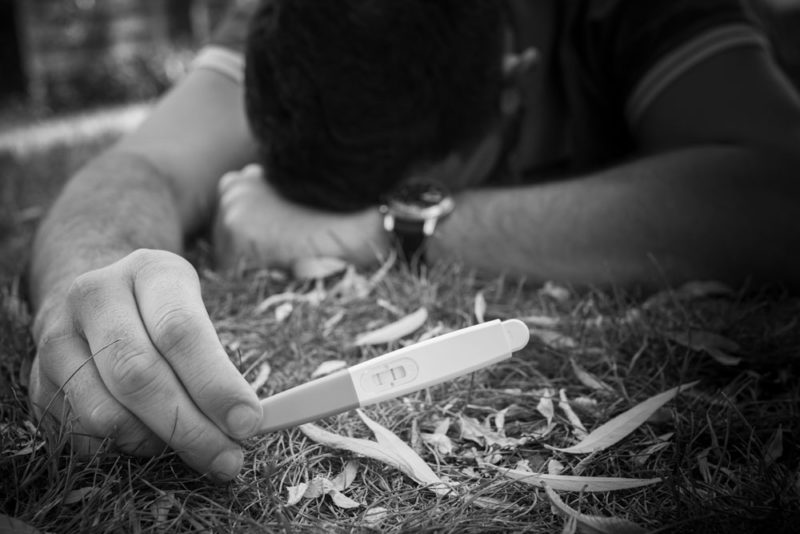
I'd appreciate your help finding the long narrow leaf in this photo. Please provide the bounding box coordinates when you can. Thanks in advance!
[497,467,661,492]
[544,485,649,534]
[549,381,699,454]
[354,307,428,346]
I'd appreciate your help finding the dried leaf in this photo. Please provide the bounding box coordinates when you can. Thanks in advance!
[363,506,389,526]
[62,486,101,504]
[332,460,359,491]
[665,331,741,366]
[292,256,348,280]
[544,485,649,534]
[285,463,362,509]
[765,427,784,464]
[356,410,452,494]
[558,389,588,439]
[286,483,309,506]
[549,381,699,454]
[299,410,452,495]
[570,359,613,392]
[328,266,372,301]
[459,415,529,449]
[274,302,293,322]
[354,307,428,346]
[249,362,272,392]
[474,291,487,323]
[498,468,661,492]
[529,328,578,350]
[311,360,348,378]
[322,310,345,336]
[540,281,571,302]
[421,418,455,456]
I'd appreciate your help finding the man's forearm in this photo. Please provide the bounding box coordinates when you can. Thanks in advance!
[429,146,800,289]
[29,150,185,316]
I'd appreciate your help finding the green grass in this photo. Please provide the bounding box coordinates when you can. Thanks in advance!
[1,111,799,533]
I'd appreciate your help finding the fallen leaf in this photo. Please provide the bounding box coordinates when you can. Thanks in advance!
[311,360,348,378]
[328,266,372,301]
[497,468,661,492]
[362,506,389,526]
[529,328,578,350]
[249,362,272,392]
[539,281,571,302]
[292,256,348,280]
[354,307,428,346]
[520,314,560,328]
[643,280,733,309]
[549,381,699,454]
[274,302,294,322]
[421,418,455,456]
[285,462,361,509]
[543,485,649,533]
[474,291,487,323]
[558,389,588,439]
[332,460,359,491]
[299,410,452,495]
[459,415,529,449]
[62,486,101,504]
[286,483,309,506]
[570,359,613,392]
[665,331,741,366]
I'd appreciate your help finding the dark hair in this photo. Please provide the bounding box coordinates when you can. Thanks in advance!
[244,0,504,211]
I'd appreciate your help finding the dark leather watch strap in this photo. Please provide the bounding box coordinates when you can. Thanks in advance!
[391,217,428,265]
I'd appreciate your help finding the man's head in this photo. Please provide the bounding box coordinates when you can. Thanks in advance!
[244,0,505,212]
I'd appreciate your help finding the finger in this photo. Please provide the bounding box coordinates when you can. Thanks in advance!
[69,257,244,480]
[129,253,263,438]
[35,321,164,457]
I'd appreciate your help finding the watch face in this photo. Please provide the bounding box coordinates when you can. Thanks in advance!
[384,180,455,221]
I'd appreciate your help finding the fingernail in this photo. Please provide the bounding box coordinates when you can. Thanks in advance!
[209,448,243,482]
[226,404,260,438]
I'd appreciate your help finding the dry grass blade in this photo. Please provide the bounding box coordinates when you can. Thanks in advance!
[354,307,428,346]
[544,485,649,534]
[496,468,661,492]
[549,381,699,454]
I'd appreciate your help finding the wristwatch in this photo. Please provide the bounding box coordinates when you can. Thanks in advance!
[379,180,455,264]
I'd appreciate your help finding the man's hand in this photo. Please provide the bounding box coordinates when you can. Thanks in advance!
[30,249,262,482]
[213,164,388,270]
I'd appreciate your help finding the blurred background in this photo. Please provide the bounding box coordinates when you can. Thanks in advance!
[0,0,230,125]
[0,0,799,126]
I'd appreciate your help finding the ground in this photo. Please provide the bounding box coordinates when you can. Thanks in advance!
[1,112,799,534]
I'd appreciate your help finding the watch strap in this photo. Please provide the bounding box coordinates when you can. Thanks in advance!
[390,217,429,265]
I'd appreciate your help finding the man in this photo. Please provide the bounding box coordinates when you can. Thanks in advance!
[27,0,800,482]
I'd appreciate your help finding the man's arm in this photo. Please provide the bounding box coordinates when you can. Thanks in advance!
[429,44,800,290]
[28,66,264,481]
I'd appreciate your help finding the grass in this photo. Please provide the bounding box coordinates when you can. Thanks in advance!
[1,110,800,533]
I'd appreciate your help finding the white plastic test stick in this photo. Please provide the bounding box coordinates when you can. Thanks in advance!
[257,319,530,434]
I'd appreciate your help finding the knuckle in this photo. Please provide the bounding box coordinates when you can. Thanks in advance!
[151,306,202,356]
[107,342,163,399]
[67,270,107,308]
[83,400,130,438]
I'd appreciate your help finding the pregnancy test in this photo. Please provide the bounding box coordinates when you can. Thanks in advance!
[257,318,530,433]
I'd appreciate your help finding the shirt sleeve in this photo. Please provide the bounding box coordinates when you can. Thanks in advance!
[189,0,261,84]
[581,0,770,127]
